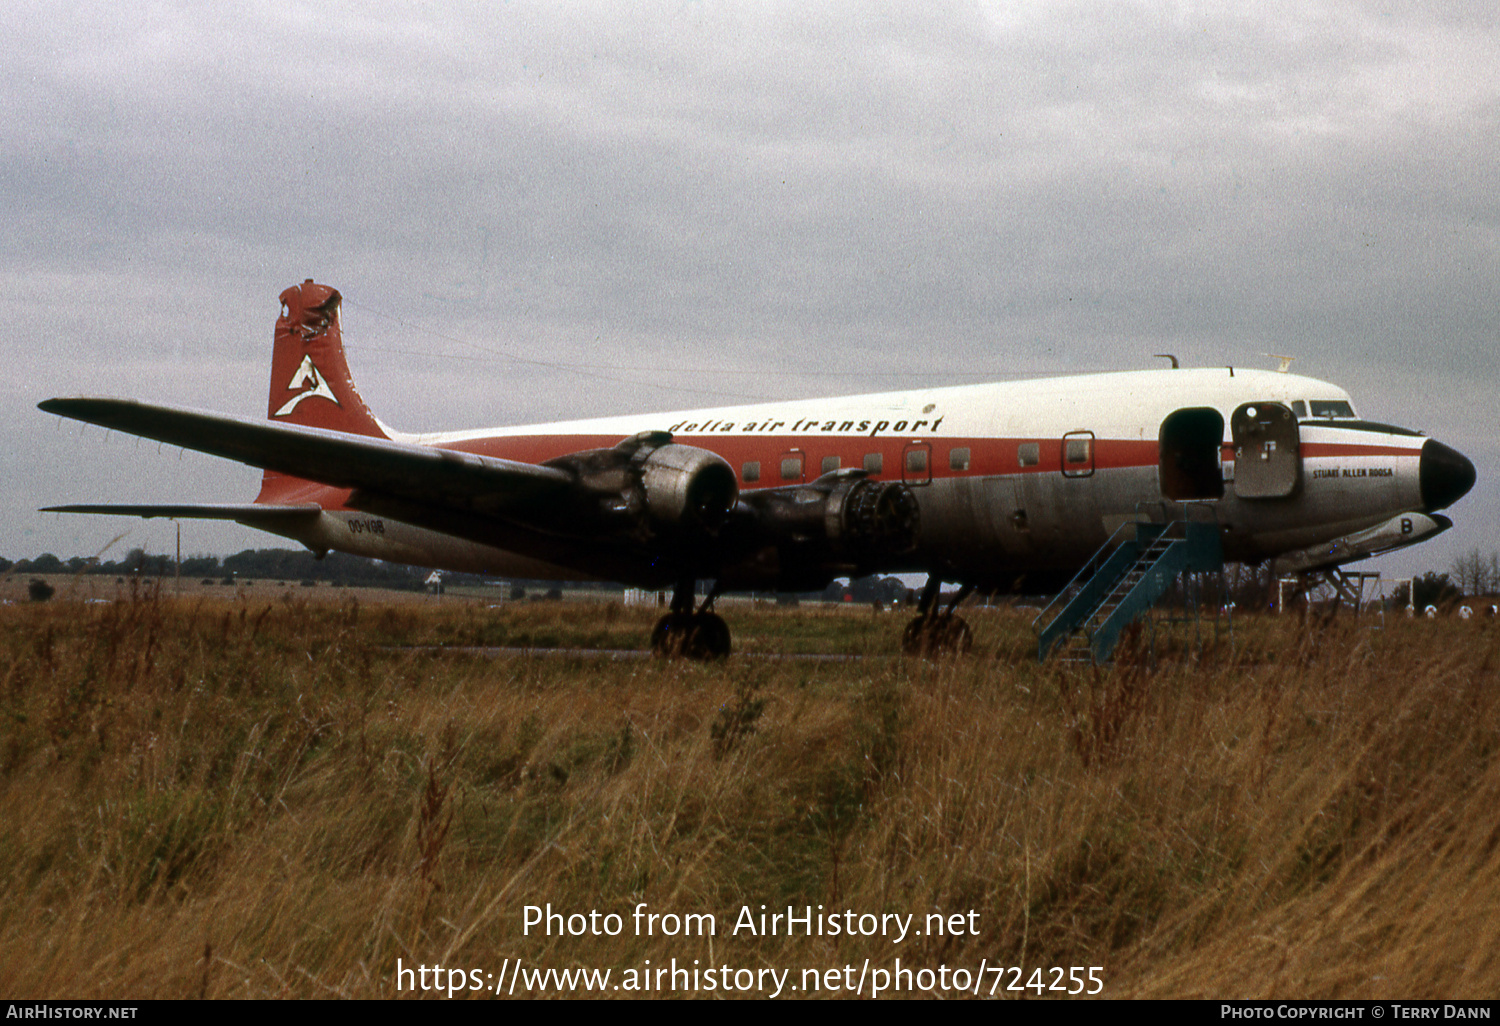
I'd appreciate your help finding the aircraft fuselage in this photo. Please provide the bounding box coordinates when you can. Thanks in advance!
[259,366,1466,592]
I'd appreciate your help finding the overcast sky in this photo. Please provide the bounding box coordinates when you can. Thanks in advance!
[5,0,1496,583]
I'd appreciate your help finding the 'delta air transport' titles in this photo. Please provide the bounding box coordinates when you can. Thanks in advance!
[39,280,1476,658]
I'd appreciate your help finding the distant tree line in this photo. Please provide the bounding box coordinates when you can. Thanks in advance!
[1,548,916,607]
[820,576,916,605]
[6,545,1494,610]
[1448,548,1500,597]
[1390,572,1465,610]
[1,548,431,590]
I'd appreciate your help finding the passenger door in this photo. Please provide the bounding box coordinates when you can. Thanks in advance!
[901,442,932,485]
[1231,402,1300,498]
[1159,408,1225,500]
[1061,431,1095,478]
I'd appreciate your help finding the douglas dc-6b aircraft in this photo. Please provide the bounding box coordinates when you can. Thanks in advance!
[40,280,1475,657]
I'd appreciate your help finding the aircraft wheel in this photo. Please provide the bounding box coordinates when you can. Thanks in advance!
[901,615,931,656]
[901,614,973,657]
[651,612,693,657]
[941,615,973,655]
[651,612,731,660]
[692,612,732,659]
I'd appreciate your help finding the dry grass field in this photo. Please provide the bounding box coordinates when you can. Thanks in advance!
[1,587,1497,999]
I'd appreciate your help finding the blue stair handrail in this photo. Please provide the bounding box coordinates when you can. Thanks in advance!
[1034,514,1223,663]
[1034,520,1148,661]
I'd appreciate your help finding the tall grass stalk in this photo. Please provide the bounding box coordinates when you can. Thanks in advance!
[0,596,1495,997]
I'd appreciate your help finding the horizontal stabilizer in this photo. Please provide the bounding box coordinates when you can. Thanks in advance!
[38,397,574,516]
[41,503,322,522]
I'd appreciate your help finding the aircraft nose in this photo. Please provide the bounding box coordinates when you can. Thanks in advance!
[1420,439,1476,511]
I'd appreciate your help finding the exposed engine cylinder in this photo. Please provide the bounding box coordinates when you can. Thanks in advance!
[637,444,739,530]
[745,473,920,560]
[723,473,920,591]
[833,477,921,556]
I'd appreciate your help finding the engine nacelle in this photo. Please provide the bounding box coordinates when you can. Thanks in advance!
[637,443,740,531]
[544,432,738,540]
[729,471,920,589]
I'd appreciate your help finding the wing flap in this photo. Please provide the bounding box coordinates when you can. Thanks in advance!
[38,397,573,515]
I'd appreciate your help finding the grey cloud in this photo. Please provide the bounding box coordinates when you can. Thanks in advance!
[5,1,1496,573]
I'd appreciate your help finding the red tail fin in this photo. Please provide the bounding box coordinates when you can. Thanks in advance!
[258,280,386,506]
[267,280,387,438]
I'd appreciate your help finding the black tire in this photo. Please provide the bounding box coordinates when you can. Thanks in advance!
[901,615,931,656]
[942,615,973,655]
[693,612,732,659]
[901,614,973,657]
[652,611,731,659]
[651,612,694,657]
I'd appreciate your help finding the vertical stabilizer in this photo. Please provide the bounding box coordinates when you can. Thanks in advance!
[258,280,386,505]
[268,280,387,438]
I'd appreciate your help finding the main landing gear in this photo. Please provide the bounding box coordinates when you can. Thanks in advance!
[649,575,976,661]
[651,579,731,659]
[901,576,974,657]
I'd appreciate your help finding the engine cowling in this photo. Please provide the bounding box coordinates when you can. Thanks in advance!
[637,443,739,531]
[543,432,738,540]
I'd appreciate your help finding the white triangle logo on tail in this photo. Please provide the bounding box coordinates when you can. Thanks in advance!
[274,356,340,417]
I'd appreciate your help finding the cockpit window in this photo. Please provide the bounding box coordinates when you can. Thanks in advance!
[1309,400,1355,419]
[1290,400,1308,418]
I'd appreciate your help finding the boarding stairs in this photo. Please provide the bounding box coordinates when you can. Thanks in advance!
[1034,515,1224,664]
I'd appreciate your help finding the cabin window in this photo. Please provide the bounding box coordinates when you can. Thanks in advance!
[905,448,928,474]
[821,455,841,475]
[1310,399,1355,419]
[1017,443,1039,467]
[1290,400,1308,418]
[949,446,971,471]
[864,453,883,474]
[780,456,803,481]
[742,461,760,483]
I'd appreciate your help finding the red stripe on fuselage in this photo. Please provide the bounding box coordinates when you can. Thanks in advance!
[442,434,1163,481]
[1297,442,1417,460]
[253,434,1420,511]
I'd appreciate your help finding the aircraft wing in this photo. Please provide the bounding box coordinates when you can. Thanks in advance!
[38,395,920,587]
[37,397,574,516]
[40,503,319,518]
[39,502,323,523]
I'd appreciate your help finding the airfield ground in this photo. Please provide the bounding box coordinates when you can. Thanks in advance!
[0,590,1496,999]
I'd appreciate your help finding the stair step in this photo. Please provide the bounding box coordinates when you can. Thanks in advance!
[1037,523,1225,664]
